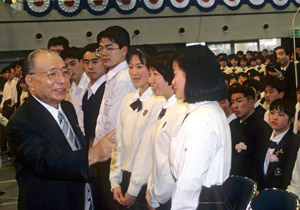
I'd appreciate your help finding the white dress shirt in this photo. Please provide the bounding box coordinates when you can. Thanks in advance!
[1,77,19,108]
[169,101,231,210]
[147,95,187,208]
[109,88,165,196]
[32,96,93,210]
[287,148,300,196]
[264,130,289,175]
[70,73,90,134]
[94,61,135,146]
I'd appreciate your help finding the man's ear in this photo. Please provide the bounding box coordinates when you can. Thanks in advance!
[121,46,128,57]
[279,91,285,99]
[25,75,34,92]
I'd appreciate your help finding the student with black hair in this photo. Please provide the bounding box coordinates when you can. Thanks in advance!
[146,51,187,210]
[227,54,243,74]
[237,72,248,85]
[47,36,69,54]
[170,45,231,210]
[230,85,271,181]
[257,99,299,191]
[240,56,249,72]
[110,46,164,210]
[60,47,89,134]
[219,56,230,73]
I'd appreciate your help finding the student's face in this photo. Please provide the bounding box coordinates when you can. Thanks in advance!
[219,99,232,117]
[229,78,237,86]
[246,53,252,61]
[49,45,64,54]
[238,76,247,85]
[252,76,260,81]
[25,53,70,109]
[240,60,247,67]
[98,38,127,71]
[269,108,292,134]
[250,61,256,67]
[262,51,267,58]
[82,51,105,85]
[265,86,284,105]
[172,61,186,100]
[3,72,10,80]
[231,93,254,121]
[276,49,290,67]
[129,55,149,91]
[231,59,238,67]
[149,67,173,98]
[219,61,227,68]
[64,58,83,82]
[256,59,262,65]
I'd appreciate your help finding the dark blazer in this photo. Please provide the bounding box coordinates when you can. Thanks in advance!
[231,111,272,181]
[282,63,298,105]
[257,128,300,191]
[7,96,92,210]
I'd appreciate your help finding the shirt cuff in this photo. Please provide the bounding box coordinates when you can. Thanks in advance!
[127,182,143,197]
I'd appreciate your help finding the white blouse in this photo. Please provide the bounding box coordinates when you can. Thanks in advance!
[109,87,165,196]
[147,95,187,208]
[169,101,231,210]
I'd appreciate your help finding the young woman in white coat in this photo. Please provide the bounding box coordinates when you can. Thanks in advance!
[110,46,165,209]
[169,45,232,210]
[146,51,187,210]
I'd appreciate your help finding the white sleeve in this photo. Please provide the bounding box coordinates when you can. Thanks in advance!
[171,119,215,210]
[148,158,175,208]
[94,79,134,145]
[287,149,300,197]
[127,103,161,197]
[109,98,127,190]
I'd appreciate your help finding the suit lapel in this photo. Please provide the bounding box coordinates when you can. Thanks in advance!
[28,96,74,151]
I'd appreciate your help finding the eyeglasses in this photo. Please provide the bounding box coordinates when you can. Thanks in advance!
[30,68,71,81]
[95,47,120,57]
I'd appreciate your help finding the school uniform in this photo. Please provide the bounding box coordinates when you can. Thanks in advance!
[220,66,230,74]
[169,101,231,210]
[94,61,135,145]
[110,87,165,209]
[254,101,266,120]
[226,66,243,74]
[257,129,300,191]
[147,95,187,210]
[70,73,89,135]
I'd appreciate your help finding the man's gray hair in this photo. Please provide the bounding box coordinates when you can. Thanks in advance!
[22,49,58,78]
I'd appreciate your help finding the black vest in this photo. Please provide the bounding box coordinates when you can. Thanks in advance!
[82,81,105,143]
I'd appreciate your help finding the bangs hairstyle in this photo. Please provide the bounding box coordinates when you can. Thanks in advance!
[47,36,69,49]
[147,50,175,85]
[127,45,157,67]
[81,43,98,58]
[263,77,285,93]
[174,45,227,103]
[270,99,295,120]
[96,26,130,49]
[60,47,82,61]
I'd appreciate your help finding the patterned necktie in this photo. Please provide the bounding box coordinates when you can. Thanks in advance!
[130,99,143,112]
[58,111,80,149]
[158,108,167,120]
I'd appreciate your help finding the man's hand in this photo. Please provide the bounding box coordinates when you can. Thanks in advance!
[113,187,125,205]
[122,192,136,208]
[88,129,117,166]
[268,68,283,79]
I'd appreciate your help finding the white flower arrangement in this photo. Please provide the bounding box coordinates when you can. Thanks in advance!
[267,149,283,163]
[235,142,247,153]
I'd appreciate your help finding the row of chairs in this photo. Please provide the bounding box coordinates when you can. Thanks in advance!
[222,175,300,210]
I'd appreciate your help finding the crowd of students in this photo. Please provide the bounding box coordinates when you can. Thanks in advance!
[2,25,300,209]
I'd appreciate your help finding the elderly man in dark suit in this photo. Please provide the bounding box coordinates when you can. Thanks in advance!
[6,49,116,210]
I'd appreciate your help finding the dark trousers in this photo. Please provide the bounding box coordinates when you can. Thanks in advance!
[198,185,232,210]
[114,171,147,210]
[0,125,6,152]
[92,159,114,210]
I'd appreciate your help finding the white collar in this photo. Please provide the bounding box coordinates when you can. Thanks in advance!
[163,94,177,109]
[133,87,153,102]
[87,74,106,95]
[32,95,62,121]
[187,101,217,113]
[270,129,289,144]
[106,61,128,81]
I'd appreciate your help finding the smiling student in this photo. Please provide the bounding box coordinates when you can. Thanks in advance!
[109,46,164,209]
[146,51,187,210]
[257,99,300,191]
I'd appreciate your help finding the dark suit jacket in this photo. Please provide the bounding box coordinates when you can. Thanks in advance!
[257,128,300,191]
[231,111,272,181]
[282,63,298,105]
[7,96,92,210]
